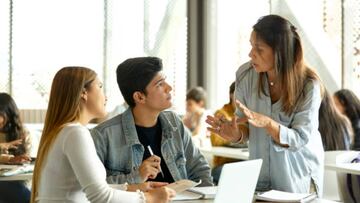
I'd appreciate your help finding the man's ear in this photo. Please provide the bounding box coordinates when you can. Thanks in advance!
[133,91,146,104]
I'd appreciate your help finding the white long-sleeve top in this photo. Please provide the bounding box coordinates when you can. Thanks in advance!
[36,123,143,203]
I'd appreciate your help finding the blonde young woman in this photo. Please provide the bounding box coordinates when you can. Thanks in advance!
[31,67,175,203]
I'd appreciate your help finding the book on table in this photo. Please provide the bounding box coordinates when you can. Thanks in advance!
[166,179,202,193]
[187,186,217,199]
[0,164,34,177]
[166,179,217,201]
[255,190,317,203]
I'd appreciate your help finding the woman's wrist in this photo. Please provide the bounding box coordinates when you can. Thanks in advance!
[265,118,280,142]
[233,123,249,143]
[233,130,244,143]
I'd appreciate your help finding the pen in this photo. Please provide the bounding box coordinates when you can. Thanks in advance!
[147,145,164,178]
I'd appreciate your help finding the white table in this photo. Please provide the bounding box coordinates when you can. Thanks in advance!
[325,163,360,175]
[0,164,33,181]
[175,198,338,203]
[200,146,249,160]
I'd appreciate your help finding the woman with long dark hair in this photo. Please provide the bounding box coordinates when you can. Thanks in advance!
[334,89,360,150]
[319,90,352,150]
[0,92,32,203]
[207,15,324,195]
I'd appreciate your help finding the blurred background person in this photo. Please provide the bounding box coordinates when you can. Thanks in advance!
[210,82,245,185]
[0,92,32,203]
[319,89,352,151]
[333,89,360,150]
[183,86,211,147]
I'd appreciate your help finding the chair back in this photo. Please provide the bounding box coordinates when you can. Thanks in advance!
[336,151,360,203]
[323,151,347,201]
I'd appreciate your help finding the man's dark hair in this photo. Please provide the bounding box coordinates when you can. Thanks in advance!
[116,57,163,108]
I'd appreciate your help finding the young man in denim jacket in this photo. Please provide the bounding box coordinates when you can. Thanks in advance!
[91,57,213,186]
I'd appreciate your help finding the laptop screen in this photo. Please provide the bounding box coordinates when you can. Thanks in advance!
[215,159,262,203]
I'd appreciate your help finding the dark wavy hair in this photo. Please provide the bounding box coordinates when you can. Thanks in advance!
[334,89,360,124]
[0,93,25,141]
[0,92,26,154]
[319,90,352,150]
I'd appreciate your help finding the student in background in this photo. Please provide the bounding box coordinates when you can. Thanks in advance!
[0,92,31,203]
[333,89,360,150]
[31,67,175,203]
[210,82,243,185]
[206,15,324,195]
[183,86,211,147]
[319,89,352,150]
[91,57,212,186]
[0,93,31,163]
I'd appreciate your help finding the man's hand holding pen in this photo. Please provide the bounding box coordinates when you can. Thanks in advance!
[139,145,165,182]
[139,155,163,182]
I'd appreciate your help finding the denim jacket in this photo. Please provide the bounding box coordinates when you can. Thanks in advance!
[91,108,213,186]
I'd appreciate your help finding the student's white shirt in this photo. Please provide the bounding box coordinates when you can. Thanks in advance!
[36,123,143,203]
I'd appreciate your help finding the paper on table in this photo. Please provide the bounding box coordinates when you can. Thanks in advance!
[166,179,202,193]
[255,190,317,202]
[0,164,34,176]
[187,186,217,199]
[172,190,203,201]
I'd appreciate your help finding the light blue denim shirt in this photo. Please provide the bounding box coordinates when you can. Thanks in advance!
[90,108,213,186]
[235,62,324,196]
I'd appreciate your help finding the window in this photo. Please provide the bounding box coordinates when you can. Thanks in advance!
[213,0,269,108]
[1,0,187,114]
[211,0,360,111]
[9,0,104,109]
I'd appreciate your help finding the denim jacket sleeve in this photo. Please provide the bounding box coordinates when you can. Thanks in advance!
[181,124,213,186]
[91,128,143,184]
[104,166,143,184]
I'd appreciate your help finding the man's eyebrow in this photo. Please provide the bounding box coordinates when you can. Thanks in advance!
[154,76,166,85]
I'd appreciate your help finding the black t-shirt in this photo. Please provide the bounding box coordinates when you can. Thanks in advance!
[136,120,174,183]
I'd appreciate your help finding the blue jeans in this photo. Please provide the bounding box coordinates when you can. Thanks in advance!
[0,181,30,203]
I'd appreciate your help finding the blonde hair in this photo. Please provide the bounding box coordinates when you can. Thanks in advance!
[31,67,96,203]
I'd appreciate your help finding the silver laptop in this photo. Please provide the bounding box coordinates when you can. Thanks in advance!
[215,159,262,203]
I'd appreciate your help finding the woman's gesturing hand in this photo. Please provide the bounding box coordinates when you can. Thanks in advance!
[236,100,283,145]
[236,100,270,128]
[206,114,246,143]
